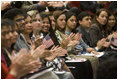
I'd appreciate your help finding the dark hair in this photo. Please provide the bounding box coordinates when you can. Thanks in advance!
[106,13,117,34]
[53,10,67,21]
[66,12,76,22]
[39,13,60,46]
[77,11,91,21]
[40,12,52,20]
[24,13,31,19]
[92,9,110,31]
[95,8,109,19]
[3,8,26,20]
[53,10,67,33]
[1,18,16,29]
[69,7,81,16]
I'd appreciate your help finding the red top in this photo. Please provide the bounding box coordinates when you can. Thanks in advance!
[1,53,16,79]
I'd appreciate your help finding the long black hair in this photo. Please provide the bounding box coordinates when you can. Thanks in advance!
[40,12,60,46]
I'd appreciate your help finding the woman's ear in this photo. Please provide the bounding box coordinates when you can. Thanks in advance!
[79,20,82,25]
[96,16,98,20]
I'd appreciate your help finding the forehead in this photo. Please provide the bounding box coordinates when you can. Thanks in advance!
[69,16,76,19]
[58,14,65,18]
[49,16,54,19]
[14,14,24,20]
[36,14,40,18]
[42,17,49,21]
[99,11,108,15]
[109,15,115,19]
[82,16,91,19]
[25,16,31,21]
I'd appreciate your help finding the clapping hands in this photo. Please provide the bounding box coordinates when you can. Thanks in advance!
[51,46,67,57]
[41,46,67,61]
[10,49,42,78]
[60,33,82,49]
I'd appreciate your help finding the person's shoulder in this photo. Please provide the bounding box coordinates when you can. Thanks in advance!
[90,23,100,30]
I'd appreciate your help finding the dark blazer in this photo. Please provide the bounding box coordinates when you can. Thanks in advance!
[89,23,106,47]
[76,26,92,47]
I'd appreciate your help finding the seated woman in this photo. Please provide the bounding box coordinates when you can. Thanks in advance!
[13,14,60,79]
[89,9,109,47]
[39,12,74,79]
[1,19,42,79]
[106,13,116,35]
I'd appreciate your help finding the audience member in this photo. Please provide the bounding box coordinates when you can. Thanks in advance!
[76,12,92,46]
[106,13,117,35]
[1,1,117,79]
[89,9,109,47]
[1,19,42,79]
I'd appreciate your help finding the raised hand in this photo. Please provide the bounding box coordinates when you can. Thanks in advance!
[47,1,64,8]
[67,33,81,47]
[51,46,67,57]
[107,33,113,40]
[113,32,117,39]
[41,50,57,61]
[73,33,82,41]
[38,1,48,7]
[1,1,11,10]
[97,38,106,50]
[60,34,70,49]
[31,44,46,59]
[34,35,43,48]
[103,41,111,48]
[10,48,42,78]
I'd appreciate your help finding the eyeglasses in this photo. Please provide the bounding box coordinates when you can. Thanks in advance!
[15,18,24,22]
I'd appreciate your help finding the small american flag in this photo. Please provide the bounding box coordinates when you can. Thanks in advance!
[42,34,54,48]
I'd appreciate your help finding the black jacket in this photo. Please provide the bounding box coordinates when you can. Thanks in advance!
[76,26,92,47]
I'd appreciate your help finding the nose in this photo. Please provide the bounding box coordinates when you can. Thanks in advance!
[44,23,48,26]
[21,20,25,24]
[36,21,40,24]
[14,31,18,36]
[9,32,13,38]
[89,19,92,23]
[111,20,115,23]
[73,20,76,23]
[28,22,32,27]
[62,20,65,23]
[36,20,40,23]
[103,17,107,21]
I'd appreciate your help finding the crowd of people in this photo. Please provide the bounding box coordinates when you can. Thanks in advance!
[1,1,117,79]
